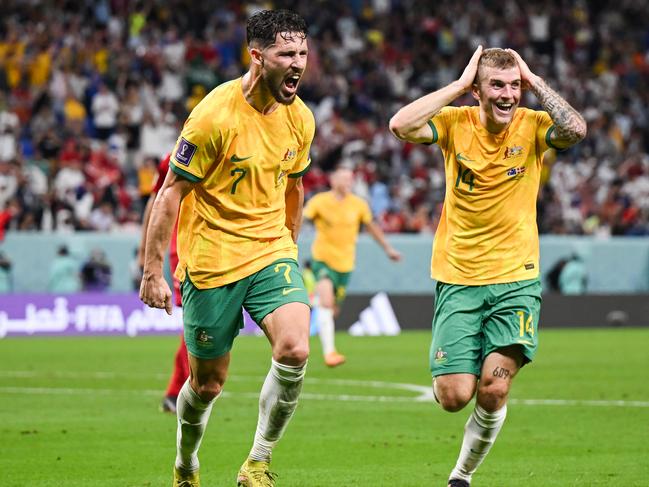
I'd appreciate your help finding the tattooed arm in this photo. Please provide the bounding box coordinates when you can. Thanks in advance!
[508,49,587,149]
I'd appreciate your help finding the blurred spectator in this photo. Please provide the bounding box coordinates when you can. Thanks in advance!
[0,250,12,292]
[48,245,80,293]
[91,82,120,141]
[129,247,142,291]
[0,0,646,236]
[546,257,568,293]
[0,92,19,162]
[81,248,112,291]
[559,253,588,295]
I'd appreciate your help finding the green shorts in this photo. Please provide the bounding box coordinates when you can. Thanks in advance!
[181,258,310,359]
[311,260,351,304]
[430,278,542,377]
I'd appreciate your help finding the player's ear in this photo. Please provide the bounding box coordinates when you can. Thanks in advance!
[249,45,264,67]
[471,81,481,102]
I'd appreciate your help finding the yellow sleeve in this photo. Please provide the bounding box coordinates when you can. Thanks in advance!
[428,106,459,150]
[535,110,556,152]
[303,193,319,220]
[359,198,373,225]
[289,108,315,178]
[170,113,221,182]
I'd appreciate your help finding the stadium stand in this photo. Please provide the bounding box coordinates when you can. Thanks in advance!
[0,0,647,237]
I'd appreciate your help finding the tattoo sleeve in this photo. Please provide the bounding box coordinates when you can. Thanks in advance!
[529,77,587,147]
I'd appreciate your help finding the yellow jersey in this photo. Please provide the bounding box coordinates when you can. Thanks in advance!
[170,78,315,288]
[304,191,373,273]
[429,106,554,284]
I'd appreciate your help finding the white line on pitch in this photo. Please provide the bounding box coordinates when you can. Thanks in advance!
[1,386,648,408]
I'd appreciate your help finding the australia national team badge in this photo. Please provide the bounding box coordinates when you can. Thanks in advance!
[434,347,448,364]
[196,329,213,347]
[282,148,297,162]
[504,145,523,159]
[174,137,198,166]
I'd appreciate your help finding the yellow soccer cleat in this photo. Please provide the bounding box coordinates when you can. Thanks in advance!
[324,351,346,368]
[173,466,200,487]
[236,458,277,486]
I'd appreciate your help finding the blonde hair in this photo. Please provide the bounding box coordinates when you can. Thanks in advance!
[476,48,518,84]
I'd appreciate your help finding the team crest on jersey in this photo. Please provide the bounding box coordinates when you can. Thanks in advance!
[506,166,526,178]
[174,137,197,166]
[504,145,524,159]
[434,347,448,364]
[282,148,298,161]
[196,329,213,347]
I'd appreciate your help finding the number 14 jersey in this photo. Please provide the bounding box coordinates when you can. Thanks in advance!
[428,105,554,285]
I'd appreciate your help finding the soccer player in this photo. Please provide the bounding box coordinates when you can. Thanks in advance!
[389,46,586,486]
[138,152,189,414]
[140,10,314,487]
[303,165,401,367]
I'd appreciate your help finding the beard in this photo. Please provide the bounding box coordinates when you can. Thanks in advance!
[261,67,297,105]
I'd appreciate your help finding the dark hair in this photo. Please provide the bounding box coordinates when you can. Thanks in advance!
[246,9,307,48]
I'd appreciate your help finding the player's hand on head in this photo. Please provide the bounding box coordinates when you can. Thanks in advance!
[139,274,173,315]
[457,45,483,93]
[506,49,538,89]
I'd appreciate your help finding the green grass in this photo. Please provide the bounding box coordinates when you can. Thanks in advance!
[1,329,648,486]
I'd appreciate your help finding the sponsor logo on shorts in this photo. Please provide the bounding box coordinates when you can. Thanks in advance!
[196,329,213,347]
[174,137,197,166]
[434,347,448,364]
[282,287,302,296]
[524,263,535,270]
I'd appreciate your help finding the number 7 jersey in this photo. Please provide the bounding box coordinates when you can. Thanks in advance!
[169,78,315,288]
[428,105,555,285]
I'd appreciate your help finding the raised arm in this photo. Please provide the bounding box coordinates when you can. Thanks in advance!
[365,220,402,262]
[389,45,483,143]
[285,176,305,243]
[139,170,194,314]
[507,49,587,148]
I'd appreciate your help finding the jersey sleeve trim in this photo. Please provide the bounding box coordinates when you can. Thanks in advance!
[170,162,202,183]
[545,125,562,150]
[426,120,439,145]
[289,160,311,178]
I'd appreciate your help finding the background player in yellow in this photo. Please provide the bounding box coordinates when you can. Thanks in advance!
[303,165,401,367]
[140,10,314,487]
[390,47,586,487]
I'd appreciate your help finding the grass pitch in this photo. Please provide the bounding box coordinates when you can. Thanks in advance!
[1,328,648,486]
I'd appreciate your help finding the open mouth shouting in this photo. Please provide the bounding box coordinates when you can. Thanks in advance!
[282,72,301,97]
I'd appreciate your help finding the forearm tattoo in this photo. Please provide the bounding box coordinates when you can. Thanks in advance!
[529,77,587,146]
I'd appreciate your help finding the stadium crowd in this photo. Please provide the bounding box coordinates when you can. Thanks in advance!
[0,0,647,237]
